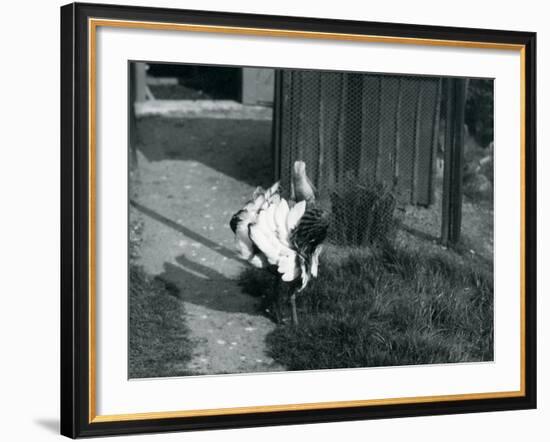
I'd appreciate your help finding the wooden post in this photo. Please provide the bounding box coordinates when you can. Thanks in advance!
[271,69,283,183]
[128,63,140,175]
[336,74,348,183]
[441,79,453,245]
[393,78,403,189]
[429,79,443,205]
[411,81,424,204]
[317,74,325,188]
[134,62,148,103]
[441,78,467,246]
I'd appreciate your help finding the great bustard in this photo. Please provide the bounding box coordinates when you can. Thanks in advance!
[230,161,329,324]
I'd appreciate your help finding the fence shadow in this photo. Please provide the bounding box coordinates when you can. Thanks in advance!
[131,200,239,262]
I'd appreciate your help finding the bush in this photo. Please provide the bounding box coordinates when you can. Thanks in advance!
[465,79,494,148]
[462,141,494,203]
[330,180,397,247]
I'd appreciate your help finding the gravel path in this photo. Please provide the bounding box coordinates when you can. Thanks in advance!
[133,116,285,375]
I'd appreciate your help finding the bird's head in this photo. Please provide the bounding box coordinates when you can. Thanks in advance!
[292,161,316,203]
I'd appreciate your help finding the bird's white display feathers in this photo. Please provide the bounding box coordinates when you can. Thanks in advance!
[310,245,323,278]
[233,182,277,260]
[233,182,307,283]
[231,161,328,301]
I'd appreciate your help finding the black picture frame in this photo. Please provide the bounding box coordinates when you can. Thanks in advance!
[61,2,537,438]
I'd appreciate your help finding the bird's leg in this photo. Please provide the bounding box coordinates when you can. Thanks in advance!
[290,288,299,326]
[274,275,281,323]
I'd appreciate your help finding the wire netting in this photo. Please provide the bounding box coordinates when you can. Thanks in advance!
[277,70,442,246]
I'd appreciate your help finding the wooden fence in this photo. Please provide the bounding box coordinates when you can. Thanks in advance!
[275,70,442,206]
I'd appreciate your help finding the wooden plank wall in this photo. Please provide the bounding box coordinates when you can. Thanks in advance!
[278,70,442,206]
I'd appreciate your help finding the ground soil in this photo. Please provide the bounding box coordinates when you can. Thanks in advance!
[398,185,493,262]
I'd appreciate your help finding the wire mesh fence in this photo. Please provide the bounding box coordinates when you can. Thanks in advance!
[277,69,442,246]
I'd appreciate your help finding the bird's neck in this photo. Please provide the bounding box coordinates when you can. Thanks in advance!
[293,174,316,202]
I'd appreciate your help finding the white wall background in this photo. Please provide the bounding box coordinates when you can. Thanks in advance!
[0,0,546,440]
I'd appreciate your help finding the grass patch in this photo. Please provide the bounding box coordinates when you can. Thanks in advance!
[129,265,195,378]
[240,244,493,371]
[128,207,195,378]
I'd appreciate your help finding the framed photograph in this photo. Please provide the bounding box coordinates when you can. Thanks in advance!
[60,2,536,438]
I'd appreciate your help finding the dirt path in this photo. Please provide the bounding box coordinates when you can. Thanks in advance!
[133,117,284,375]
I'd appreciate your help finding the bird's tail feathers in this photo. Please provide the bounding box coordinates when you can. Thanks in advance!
[249,222,293,266]
[274,199,290,245]
[277,252,299,282]
[252,186,265,200]
[265,181,280,199]
[231,179,319,288]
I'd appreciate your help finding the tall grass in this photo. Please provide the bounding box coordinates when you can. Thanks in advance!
[240,244,493,371]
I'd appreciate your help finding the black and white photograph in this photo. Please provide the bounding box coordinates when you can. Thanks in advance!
[1,0,544,439]
[128,62,495,378]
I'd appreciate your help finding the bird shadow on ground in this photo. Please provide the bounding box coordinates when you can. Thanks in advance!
[131,199,273,317]
[157,255,261,315]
